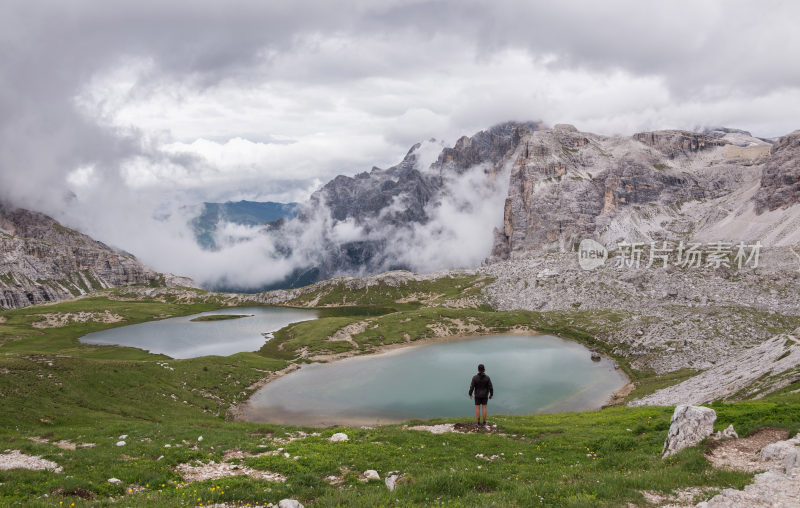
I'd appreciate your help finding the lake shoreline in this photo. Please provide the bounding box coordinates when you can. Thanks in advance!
[231,327,631,426]
[79,306,318,359]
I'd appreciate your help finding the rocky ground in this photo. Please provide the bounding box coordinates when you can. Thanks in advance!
[480,247,800,403]
[697,430,800,507]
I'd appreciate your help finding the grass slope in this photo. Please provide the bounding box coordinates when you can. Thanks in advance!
[1,286,800,506]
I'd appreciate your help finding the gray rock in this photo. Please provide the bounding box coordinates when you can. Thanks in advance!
[754,130,800,213]
[107,478,121,484]
[696,469,800,507]
[662,405,716,457]
[277,500,304,508]
[712,424,738,440]
[784,451,800,474]
[0,204,162,309]
[329,432,348,442]
[487,124,797,261]
[363,469,380,480]
[761,441,798,462]
[385,474,400,491]
[536,268,559,279]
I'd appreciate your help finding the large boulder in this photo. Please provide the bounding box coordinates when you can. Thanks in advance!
[662,405,717,457]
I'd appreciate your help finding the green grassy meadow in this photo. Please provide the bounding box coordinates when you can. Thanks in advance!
[1,284,799,507]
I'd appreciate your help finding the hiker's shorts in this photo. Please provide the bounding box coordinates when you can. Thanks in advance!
[474,396,488,405]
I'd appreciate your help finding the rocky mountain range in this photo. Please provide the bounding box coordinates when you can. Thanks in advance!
[3,120,799,305]
[259,121,800,288]
[0,204,190,309]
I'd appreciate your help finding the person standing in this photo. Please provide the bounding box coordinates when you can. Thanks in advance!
[468,363,493,427]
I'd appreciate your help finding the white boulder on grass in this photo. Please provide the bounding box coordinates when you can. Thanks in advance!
[329,432,348,442]
[364,469,380,480]
[278,499,304,508]
[115,440,126,447]
[662,405,716,457]
[385,474,400,491]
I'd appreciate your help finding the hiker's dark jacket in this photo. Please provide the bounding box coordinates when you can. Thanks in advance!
[468,373,494,398]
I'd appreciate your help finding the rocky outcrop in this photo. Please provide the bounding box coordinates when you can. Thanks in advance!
[662,405,716,457]
[0,204,165,309]
[754,130,800,213]
[697,432,800,507]
[490,124,797,260]
[269,121,539,285]
[491,126,725,258]
[311,144,436,225]
[630,329,800,406]
[632,130,725,158]
[432,121,542,176]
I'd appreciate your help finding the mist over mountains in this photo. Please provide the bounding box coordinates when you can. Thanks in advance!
[184,120,800,292]
[191,122,536,291]
[3,118,800,301]
[190,200,299,250]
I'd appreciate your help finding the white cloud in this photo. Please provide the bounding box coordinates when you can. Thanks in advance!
[65,164,97,188]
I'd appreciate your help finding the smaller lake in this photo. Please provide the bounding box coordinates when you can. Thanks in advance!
[241,334,627,426]
[80,306,318,358]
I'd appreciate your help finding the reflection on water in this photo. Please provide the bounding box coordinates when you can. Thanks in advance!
[79,306,318,358]
[242,334,628,426]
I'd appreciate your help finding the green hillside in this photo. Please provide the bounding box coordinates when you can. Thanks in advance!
[1,284,798,507]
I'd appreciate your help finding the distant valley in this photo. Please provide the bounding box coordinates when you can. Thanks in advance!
[190,200,299,250]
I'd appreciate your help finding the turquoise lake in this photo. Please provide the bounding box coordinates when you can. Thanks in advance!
[241,334,628,426]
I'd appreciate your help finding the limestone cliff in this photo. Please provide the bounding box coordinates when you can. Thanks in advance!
[490,123,800,259]
[0,204,163,309]
[754,130,800,213]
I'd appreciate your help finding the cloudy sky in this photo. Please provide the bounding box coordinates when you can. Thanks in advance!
[2,0,799,283]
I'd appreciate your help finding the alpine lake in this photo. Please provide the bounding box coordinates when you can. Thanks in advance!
[81,310,627,426]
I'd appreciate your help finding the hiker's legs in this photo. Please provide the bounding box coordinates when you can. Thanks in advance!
[481,404,487,423]
[475,404,480,422]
